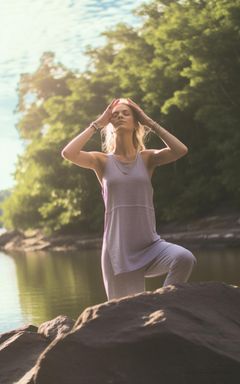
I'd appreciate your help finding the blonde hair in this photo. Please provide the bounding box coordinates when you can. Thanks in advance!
[100,105,151,153]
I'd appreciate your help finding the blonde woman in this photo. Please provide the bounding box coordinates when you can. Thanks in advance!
[61,98,197,300]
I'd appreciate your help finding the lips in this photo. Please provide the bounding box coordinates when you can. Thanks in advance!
[116,120,126,126]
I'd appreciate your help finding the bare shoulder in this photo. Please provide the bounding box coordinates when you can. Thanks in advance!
[92,151,108,166]
[141,147,187,167]
[139,149,154,161]
[139,149,157,178]
[89,151,109,187]
[139,149,156,168]
[62,150,108,170]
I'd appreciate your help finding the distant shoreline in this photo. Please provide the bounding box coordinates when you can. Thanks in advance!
[1,211,240,252]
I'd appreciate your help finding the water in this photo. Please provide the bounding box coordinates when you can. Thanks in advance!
[0,246,240,333]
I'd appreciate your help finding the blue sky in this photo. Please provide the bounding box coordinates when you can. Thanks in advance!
[0,0,145,190]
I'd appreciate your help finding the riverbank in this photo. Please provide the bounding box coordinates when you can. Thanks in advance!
[1,210,240,252]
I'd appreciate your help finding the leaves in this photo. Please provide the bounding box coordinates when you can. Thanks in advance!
[1,0,240,233]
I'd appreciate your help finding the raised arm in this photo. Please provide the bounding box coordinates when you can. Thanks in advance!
[61,99,117,169]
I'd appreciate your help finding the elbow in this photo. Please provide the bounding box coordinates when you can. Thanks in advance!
[61,149,68,159]
[178,146,188,159]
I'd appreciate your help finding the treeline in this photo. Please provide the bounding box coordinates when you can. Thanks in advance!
[1,0,240,236]
[0,189,11,227]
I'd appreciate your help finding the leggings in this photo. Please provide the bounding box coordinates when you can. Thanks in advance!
[102,241,197,300]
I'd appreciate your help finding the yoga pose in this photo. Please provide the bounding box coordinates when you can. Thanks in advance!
[61,98,197,300]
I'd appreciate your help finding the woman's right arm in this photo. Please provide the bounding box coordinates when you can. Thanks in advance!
[61,124,99,169]
[61,99,118,170]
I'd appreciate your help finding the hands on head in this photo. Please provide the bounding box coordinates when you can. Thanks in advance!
[94,97,151,129]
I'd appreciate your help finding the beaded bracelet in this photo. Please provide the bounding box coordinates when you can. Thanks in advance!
[90,121,103,132]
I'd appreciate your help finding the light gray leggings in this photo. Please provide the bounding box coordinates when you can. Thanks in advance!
[102,241,197,300]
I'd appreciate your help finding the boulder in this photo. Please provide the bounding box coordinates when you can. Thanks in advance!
[0,317,74,384]
[0,324,37,345]
[28,281,240,384]
[0,330,48,384]
[38,315,75,341]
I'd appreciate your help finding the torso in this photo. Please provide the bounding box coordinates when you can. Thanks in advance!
[93,150,155,188]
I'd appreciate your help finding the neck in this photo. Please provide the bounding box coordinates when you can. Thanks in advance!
[113,132,137,157]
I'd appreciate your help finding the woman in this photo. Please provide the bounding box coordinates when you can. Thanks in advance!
[61,98,197,300]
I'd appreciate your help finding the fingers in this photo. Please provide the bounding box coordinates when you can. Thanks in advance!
[106,99,119,112]
[107,99,116,108]
[127,98,142,111]
[127,98,137,106]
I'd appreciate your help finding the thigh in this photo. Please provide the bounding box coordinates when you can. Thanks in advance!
[101,248,145,300]
[144,241,194,278]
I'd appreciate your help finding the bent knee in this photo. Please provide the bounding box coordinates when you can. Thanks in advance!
[178,249,197,266]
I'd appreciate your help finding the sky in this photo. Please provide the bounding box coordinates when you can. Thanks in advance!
[0,0,145,191]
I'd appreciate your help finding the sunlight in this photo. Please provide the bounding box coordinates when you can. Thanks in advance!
[142,309,166,326]
[0,0,72,61]
[155,285,177,294]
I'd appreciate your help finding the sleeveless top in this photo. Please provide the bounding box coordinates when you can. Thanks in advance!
[101,152,167,275]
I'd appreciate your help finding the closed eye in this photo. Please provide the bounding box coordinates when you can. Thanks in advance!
[112,110,130,118]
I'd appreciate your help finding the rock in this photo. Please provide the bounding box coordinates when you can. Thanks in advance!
[0,330,49,384]
[0,229,24,247]
[29,282,240,383]
[6,230,51,252]
[0,324,38,345]
[38,315,75,341]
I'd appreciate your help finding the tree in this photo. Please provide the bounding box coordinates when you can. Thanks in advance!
[1,0,240,234]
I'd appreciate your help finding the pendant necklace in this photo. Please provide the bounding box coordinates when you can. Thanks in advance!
[112,152,139,175]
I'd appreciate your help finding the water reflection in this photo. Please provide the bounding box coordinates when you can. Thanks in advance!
[4,249,106,329]
[0,252,26,332]
[0,246,240,333]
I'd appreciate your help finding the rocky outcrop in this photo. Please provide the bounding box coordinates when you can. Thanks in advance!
[0,229,24,247]
[0,327,48,384]
[0,316,74,384]
[38,315,75,341]
[0,229,102,252]
[0,282,240,384]
[0,324,38,345]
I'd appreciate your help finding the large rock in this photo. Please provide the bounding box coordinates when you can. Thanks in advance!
[0,330,48,384]
[0,317,73,384]
[27,281,240,384]
[0,324,38,345]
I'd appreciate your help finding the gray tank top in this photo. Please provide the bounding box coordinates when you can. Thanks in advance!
[101,152,166,275]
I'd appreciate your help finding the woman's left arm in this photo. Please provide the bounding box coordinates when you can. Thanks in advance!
[149,121,188,166]
[127,98,188,166]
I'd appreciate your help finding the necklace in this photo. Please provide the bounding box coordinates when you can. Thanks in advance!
[112,152,139,175]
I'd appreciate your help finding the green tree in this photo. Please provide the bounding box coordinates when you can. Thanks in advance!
[1,0,240,234]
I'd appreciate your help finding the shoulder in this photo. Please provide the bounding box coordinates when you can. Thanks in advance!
[91,151,109,170]
[91,151,109,160]
[139,149,155,166]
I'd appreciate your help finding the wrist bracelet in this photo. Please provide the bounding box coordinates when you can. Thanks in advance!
[90,122,102,132]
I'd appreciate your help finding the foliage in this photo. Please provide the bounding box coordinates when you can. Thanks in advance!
[1,0,240,234]
[0,189,11,227]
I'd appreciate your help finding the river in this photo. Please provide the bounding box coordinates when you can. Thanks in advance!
[0,246,240,333]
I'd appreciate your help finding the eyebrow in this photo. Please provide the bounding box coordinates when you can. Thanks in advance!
[112,108,130,114]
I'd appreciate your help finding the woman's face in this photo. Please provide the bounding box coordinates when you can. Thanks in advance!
[110,103,137,132]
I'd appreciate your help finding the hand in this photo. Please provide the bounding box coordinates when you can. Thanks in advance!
[126,98,154,127]
[94,99,118,129]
